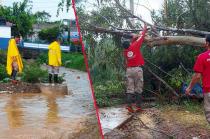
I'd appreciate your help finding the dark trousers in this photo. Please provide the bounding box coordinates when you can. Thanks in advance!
[11,70,17,80]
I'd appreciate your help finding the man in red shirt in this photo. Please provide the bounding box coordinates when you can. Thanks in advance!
[186,34,210,124]
[123,24,147,113]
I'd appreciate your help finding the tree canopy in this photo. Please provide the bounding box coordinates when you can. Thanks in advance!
[0,0,35,38]
[73,0,210,99]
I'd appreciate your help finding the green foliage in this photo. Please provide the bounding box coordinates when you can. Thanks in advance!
[182,100,203,113]
[34,11,51,23]
[87,39,126,107]
[36,52,48,64]
[62,52,86,71]
[36,52,86,71]
[0,0,35,37]
[0,64,8,80]
[78,0,210,107]
[57,0,82,16]
[155,0,210,33]
[88,39,125,82]
[94,81,125,107]
[168,67,192,89]
[38,26,60,43]
[0,50,7,65]
[22,63,48,83]
[0,51,8,81]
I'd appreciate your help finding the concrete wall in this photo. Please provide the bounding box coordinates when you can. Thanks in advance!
[0,26,11,50]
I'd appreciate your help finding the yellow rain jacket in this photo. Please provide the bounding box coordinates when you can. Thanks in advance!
[6,39,23,75]
[48,41,62,66]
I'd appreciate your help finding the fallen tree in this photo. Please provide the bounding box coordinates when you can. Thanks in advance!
[145,36,205,47]
[82,25,205,47]
[74,0,209,98]
[76,0,209,48]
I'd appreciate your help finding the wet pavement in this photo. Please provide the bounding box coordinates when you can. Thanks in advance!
[0,67,100,139]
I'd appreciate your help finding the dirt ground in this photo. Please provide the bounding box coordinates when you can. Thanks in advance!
[105,107,210,139]
[0,82,40,93]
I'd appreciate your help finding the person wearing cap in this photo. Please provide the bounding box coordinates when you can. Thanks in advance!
[48,38,62,83]
[122,24,147,113]
[186,34,210,124]
[6,38,23,83]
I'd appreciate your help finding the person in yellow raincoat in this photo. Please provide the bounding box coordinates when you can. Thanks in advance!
[6,38,23,83]
[48,38,62,83]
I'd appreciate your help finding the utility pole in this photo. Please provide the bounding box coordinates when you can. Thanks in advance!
[130,0,134,25]
[163,0,168,35]
[130,0,134,14]
[164,0,168,19]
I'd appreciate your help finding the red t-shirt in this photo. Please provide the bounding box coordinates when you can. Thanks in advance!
[124,30,146,67]
[193,50,210,93]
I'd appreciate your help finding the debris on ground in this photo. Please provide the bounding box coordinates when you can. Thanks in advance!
[0,82,40,93]
[104,107,210,139]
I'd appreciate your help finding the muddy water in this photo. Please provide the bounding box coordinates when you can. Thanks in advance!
[0,68,100,139]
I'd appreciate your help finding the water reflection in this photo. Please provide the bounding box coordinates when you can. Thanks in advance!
[46,94,59,124]
[4,95,24,128]
[1,93,63,129]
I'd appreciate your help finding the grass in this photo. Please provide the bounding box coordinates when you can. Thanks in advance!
[62,52,86,71]
[36,52,86,71]
[156,99,203,114]
[94,80,125,107]
[159,100,210,129]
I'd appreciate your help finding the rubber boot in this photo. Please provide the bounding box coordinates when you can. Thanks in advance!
[126,93,135,113]
[49,74,53,83]
[135,93,143,112]
[54,74,58,83]
[11,70,18,84]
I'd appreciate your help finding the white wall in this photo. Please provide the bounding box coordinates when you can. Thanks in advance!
[0,26,11,38]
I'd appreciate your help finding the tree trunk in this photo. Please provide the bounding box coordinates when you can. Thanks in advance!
[83,26,206,47]
[145,36,205,47]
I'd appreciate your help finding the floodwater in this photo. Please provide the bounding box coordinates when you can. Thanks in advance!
[0,68,100,139]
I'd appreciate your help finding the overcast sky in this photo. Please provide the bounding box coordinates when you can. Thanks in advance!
[134,0,164,24]
[2,0,164,23]
[2,0,75,21]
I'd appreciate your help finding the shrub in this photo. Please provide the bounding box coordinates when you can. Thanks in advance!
[36,52,48,65]
[94,81,125,107]
[0,50,7,65]
[22,63,48,83]
[36,52,86,71]
[86,39,126,107]
[38,26,60,43]
[168,67,192,89]
[0,64,8,80]
[62,52,86,71]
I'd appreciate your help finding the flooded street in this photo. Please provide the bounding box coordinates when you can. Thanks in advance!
[0,67,100,139]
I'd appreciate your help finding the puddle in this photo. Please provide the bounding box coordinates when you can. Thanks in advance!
[0,67,101,139]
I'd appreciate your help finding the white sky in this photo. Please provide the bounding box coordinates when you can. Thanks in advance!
[134,0,164,24]
[2,0,75,21]
[81,0,164,24]
[2,0,164,23]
